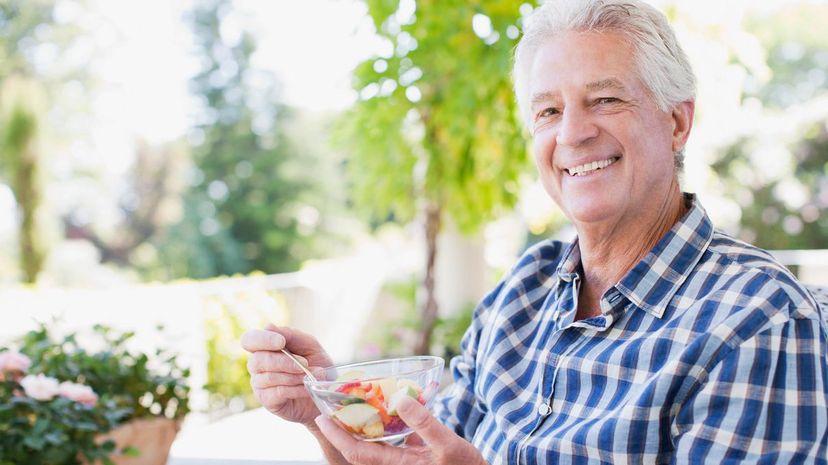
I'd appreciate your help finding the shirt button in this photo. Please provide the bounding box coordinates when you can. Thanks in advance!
[538,403,552,416]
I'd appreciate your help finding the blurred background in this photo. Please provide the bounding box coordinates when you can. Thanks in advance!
[2,0,827,463]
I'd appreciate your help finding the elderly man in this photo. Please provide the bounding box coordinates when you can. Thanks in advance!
[242,0,828,463]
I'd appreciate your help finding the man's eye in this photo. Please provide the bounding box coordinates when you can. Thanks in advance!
[538,107,560,118]
[596,97,620,104]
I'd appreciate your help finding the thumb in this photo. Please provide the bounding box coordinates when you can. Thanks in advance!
[265,325,320,355]
[396,396,450,446]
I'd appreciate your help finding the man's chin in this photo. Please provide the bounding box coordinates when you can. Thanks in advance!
[563,201,622,228]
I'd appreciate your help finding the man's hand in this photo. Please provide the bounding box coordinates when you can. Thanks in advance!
[241,324,333,427]
[315,396,487,465]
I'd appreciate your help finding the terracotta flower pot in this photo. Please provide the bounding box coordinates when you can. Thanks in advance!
[94,417,181,465]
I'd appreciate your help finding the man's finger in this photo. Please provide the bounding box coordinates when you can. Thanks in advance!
[269,325,326,359]
[258,385,310,404]
[246,351,309,375]
[251,371,305,389]
[315,416,406,465]
[396,397,451,447]
[241,328,286,352]
[404,432,425,447]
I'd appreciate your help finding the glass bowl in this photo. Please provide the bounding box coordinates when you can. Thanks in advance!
[304,356,444,445]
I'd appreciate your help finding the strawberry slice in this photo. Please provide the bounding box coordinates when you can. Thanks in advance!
[336,381,361,393]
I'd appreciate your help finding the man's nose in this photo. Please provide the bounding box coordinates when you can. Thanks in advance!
[556,108,599,147]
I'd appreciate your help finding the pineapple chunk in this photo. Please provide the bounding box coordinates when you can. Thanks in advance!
[362,419,385,438]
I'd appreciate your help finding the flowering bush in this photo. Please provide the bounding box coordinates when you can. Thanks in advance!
[0,323,190,465]
[20,324,191,421]
[0,350,129,464]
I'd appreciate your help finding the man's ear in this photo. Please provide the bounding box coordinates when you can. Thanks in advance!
[671,100,695,153]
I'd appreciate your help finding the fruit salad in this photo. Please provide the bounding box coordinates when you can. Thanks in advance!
[328,370,438,440]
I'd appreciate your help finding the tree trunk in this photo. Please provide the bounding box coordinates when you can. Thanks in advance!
[2,100,45,284]
[414,203,441,355]
[15,148,44,283]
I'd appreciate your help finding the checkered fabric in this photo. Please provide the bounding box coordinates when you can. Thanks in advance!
[808,285,828,322]
[435,194,828,464]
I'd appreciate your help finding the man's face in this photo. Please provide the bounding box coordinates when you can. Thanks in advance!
[529,31,679,229]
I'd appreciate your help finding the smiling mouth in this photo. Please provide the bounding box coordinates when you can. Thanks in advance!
[566,157,620,176]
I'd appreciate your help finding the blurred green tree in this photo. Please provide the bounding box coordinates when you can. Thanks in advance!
[337,0,536,354]
[156,0,330,278]
[713,125,828,250]
[0,78,45,283]
[63,141,190,269]
[0,0,80,282]
[712,3,828,250]
[0,0,58,79]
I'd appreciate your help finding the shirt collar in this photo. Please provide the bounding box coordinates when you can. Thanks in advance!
[616,193,713,318]
[556,237,582,283]
[554,193,714,319]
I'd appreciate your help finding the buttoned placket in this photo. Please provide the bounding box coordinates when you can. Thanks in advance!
[514,283,628,464]
[514,272,583,465]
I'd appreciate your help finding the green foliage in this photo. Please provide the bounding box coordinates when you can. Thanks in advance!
[745,4,828,108]
[337,0,536,233]
[205,306,252,412]
[0,378,128,465]
[1,102,36,166]
[19,323,190,422]
[712,124,828,250]
[0,0,57,79]
[0,78,46,283]
[712,4,828,250]
[339,0,536,355]
[202,287,289,414]
[158,0,331,278]
[358,277,475,361]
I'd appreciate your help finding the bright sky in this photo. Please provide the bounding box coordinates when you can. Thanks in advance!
[89,0,380,146]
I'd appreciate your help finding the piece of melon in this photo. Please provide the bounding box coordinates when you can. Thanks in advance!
[387,385,419,416]
[332,403,381,430]
[376,378,398,398]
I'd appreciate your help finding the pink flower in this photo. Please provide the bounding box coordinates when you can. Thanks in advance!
[361,343,381,358]
[20,374,60,401]
[58,381,98,406]
[0,351,31,377]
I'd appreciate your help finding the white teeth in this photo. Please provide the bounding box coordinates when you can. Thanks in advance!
[567,157,618,176]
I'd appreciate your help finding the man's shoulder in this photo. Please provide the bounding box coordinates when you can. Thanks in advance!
[509,239,570,280]
[699,230,818,316]
[479,239,569,309]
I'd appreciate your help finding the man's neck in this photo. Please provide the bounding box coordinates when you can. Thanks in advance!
[574,183,687,320]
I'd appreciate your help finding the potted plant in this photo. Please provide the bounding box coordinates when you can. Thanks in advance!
[0,323,190,465]
[0,352,130,465]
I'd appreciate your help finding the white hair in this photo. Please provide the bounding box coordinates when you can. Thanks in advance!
[513,0,696,168]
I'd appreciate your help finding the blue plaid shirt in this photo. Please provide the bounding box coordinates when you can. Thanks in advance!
[436,194,828,464]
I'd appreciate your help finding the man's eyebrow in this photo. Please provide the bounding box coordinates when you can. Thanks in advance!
[586,78,625,92]
[530,91,558,107]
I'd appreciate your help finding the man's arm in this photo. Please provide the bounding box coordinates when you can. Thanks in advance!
[671,316,828,464]
[433,280,504,441]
